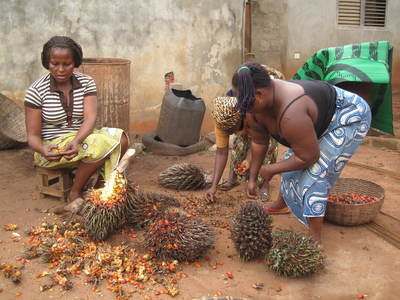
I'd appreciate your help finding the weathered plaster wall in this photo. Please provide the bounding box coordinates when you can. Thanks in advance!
[282,0,400,95]
[0,0,244,134]
[253,0,400,89]
[251,0,287,71]
[253,0,399,132]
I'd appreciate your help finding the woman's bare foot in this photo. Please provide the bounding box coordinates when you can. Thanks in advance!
[268,195,287,210]
[308,217,324,243]
[218,179,240,191]
[68,191,81,203]
[218,171,239,191]
[259,182,270,200]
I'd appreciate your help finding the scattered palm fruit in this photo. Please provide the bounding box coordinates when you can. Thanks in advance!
[81,171,128,241]
[144,209,215,262]
[3,223,18,231]
[0,264,22,283]
[23,222,182,298]
[328,193,379,205]
[266,230,325,277]
[158,163,206,190]
[125,186,180,226]
[234,162,248,176]
[230,201,273,261]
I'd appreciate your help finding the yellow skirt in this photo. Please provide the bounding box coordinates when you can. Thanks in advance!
[34,127,126,180]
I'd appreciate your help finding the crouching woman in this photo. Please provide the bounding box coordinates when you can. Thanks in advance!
[233,62,371,242]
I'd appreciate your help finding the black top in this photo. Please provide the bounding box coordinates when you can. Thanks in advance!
[270,80,336,147]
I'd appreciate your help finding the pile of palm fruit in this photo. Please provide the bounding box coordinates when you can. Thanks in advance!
[22,222,182,298]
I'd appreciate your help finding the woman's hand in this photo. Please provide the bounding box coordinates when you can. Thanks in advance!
[205,186,217,203]
[41,144,62,162]
[62,141,80,160]
[246,179,257,199]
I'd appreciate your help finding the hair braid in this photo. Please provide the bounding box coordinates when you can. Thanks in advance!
[41,36,83,69]
[232,62,271,115]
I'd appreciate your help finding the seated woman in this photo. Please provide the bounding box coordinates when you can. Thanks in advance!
[232,62,371,242]
[24,36,128,204]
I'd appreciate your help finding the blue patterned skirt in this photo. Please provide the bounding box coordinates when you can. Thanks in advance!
[280,86,371,225]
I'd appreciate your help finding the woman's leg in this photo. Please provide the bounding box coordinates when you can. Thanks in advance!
[258,138,278,199]
[120,132,129,157]
[267,190,287,209]
[259,180,270,198]
[69,133,129,202]
[218,167,239,191]
[68,158,106,201]
[228,167,238,184]
[219,134,244,191]
[308,217,324,242]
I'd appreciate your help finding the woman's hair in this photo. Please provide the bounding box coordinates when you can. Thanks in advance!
[41,36,83,69]
[232,62,271,115]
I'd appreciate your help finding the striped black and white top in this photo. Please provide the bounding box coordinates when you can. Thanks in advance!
[24,72,97,141]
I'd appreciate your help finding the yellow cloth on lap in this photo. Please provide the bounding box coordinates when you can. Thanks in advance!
[34,127,125,180]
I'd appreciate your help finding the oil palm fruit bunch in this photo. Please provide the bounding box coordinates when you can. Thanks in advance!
[266,230,325,277]
[230,200,273,261]
[81,171,128,241]
[144,209,215,262]
[81,149,138,241]
[158,163,206,190]
[38,237,57,263]
[125,186,180,227]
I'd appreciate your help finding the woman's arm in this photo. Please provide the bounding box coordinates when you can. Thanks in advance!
[246,117,270,197]
[72,95,97,144]
[205,146,229,202]
[25,106,61,161]
[268,111,320,176]
[63,95,97,159]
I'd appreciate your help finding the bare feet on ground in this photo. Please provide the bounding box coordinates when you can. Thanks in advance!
[267,197,288,210]
[68,191,82,203]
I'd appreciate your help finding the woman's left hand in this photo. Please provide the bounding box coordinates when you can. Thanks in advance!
[62,141,80,160]
[259,165,275,183]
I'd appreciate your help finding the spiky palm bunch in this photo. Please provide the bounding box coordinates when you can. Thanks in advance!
[158,163,206,190]
[266,230,325,277]
[125,186,180,226]
[230,201,273,261]
[81,172,128,241]
[38,238,57,263]
[144,209,215,262]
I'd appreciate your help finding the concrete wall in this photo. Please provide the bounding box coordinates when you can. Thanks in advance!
[251,0,287,71]
[253,0,400,89]
[252,0,400,134]
[0,0,244,134]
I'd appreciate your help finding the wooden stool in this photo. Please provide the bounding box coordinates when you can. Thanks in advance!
[36,167,74,202]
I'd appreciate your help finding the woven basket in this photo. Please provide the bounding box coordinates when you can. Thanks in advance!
[0,93,26,150]
[325,178,384,226]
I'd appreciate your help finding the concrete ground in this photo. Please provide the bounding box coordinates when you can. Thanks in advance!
[0,141,399,300]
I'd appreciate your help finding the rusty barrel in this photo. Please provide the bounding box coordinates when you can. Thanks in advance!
[78,58,131,133]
